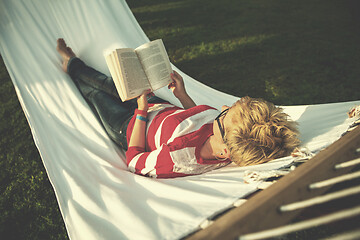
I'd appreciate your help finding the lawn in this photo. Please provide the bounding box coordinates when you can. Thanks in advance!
[1,0,359,239]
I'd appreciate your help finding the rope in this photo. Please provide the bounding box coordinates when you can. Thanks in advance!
[309,171,360,189]
[321,229,360,240]
[233,199,247,207]
[335,157,360,169]
[199,219,214,229]
[280,185,360,212]
[238,205,360,240]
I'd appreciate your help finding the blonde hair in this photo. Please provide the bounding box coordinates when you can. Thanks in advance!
[225,96,300,166]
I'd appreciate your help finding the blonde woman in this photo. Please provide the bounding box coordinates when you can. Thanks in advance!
[57,39,300,178]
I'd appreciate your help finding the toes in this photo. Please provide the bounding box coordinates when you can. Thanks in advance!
[57,38,67,49]
[56,38,76,60]
[57,38,65,45]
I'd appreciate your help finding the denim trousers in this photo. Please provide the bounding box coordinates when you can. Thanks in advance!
[67,57,163,150]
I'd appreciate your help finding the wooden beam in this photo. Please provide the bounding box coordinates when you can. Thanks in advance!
[186,126,360,240]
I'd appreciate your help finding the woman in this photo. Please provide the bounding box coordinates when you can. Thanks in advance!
[57,39,300,178]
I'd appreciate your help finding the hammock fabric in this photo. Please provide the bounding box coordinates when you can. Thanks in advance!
[0,0,359,239]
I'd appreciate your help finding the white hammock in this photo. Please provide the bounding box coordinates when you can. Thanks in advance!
[0,0,358,239]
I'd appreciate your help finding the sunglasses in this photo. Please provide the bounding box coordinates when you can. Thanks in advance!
[215,108,229,140]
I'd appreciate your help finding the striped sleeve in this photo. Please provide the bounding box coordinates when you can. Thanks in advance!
[126,145,176,178]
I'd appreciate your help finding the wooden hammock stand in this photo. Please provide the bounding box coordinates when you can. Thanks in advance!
[186,125,360,240]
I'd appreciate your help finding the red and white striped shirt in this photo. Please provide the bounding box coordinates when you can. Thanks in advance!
[126,103,231,178]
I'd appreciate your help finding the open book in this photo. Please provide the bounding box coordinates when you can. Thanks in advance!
[105,39,173,101]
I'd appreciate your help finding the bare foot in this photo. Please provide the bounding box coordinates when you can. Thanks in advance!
[56,38,76,72]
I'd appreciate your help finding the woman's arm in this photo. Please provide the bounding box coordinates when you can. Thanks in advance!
[168,71,196,109]
[128,90,150,149]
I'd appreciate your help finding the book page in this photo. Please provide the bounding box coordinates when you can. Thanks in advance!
[114,49,151,100]
[135,39,172,91]
[105,52,127,101]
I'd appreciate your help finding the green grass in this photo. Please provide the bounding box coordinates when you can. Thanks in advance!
[131,0,360,105]
[1,0,359,239]
[0,59,68,239]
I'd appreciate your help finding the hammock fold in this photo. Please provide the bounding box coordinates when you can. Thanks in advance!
[0,0,359,239]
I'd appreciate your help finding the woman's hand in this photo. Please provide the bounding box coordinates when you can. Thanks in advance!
[137,89,151,112]
[168,70,196,109]
[129,89,152,149]
[168,70,187,99]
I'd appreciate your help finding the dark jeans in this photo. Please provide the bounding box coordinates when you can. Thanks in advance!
[67,57,163,150]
